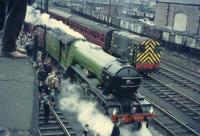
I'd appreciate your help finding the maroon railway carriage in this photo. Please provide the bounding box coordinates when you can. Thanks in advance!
[67,16,115,50]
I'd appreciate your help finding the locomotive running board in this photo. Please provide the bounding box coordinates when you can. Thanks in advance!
[69,66,121,107]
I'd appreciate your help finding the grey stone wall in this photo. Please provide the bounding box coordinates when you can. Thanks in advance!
[154,2,200,35]
[154,3,169,27]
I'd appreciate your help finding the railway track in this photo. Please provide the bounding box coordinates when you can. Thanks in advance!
[143,76,200,122]
[38,103,76,136]
[168,53,200,67]
[157,66,200,93]
[161,59,200,79]
[151,101,200,136]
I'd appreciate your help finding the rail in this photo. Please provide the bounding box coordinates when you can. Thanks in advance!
[161,58,200,77]
[148,99,200,136]
[48,103,72,136]
[158,66,200,93]
[143,76,200,120]
[149,75,200,106]
[160,66,200,86]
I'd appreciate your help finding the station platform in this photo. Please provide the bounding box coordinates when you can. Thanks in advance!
[0,34,38,135]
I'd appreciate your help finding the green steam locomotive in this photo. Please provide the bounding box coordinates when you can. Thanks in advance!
[44,28,155,128]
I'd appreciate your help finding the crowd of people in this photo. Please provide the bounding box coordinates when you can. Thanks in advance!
[33,52,60,124]
[32,51,98,135]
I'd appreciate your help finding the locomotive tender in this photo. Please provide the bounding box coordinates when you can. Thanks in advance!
[47,8,161,74]
[43,28,155,127]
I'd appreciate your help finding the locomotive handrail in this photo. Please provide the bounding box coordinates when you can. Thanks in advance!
[48,103,72,136]
[121,77,142,79]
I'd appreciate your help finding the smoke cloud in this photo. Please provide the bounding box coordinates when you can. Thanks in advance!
[25,5,84,39]
[59,79,163,136]
[59,79,113,136]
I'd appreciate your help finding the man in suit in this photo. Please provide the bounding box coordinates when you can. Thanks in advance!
[111,122,120,136]
[83,124,89,136]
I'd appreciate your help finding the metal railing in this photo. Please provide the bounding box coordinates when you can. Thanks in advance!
[48,103,72,136]
[38,129,42,136]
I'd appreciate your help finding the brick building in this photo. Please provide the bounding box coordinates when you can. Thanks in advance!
[154,0,200,35]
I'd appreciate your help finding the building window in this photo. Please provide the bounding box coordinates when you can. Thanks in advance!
[173,13,187,31]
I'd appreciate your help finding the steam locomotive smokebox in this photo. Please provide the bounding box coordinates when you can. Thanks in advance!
[101,60,141,94]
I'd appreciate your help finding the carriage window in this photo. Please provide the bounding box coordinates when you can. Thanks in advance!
[90,31,93,35]
[96,33,100,38]
[94,32,97,38]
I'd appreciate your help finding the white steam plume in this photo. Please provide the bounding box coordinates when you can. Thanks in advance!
[59,79,113,136]
[25,5,84,39]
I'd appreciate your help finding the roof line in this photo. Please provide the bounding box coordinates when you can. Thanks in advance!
[156,0,200,6]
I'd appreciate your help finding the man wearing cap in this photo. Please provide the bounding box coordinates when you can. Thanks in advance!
[83,124,89,136]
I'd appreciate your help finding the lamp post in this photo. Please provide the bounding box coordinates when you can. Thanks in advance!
[40,0,43,10]
[108,0,112,25]
[44,0,49,13]
[91,0,94,15]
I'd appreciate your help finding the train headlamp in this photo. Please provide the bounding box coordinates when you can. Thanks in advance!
[149,106,154,114]
[112,108,120,115]
[113,108,117,115]
[126,80,131,85]
[106,76,110,79]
